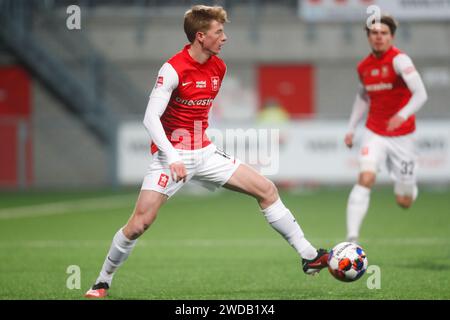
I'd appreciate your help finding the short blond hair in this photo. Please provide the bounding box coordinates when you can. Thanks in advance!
[184,5,229,43]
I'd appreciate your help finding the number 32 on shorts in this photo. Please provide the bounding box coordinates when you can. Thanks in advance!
[400,160,414,176]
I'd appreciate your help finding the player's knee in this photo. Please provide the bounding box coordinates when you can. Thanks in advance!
[139,217,154,233]
[396,196,413,209]
[358,172,376,188]
[260,180,279,205]
[123,222,143,240]
[126,219,153,239]
[129,225,145,239]
[128,206,158,237]
[397,201,411,209]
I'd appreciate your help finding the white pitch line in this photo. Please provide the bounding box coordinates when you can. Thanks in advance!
[0,194,136,220]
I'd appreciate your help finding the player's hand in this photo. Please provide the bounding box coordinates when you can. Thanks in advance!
[169,161,187,183]
[387,115,406,132]
[344,133,354,149]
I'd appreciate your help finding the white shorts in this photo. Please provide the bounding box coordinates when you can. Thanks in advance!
[141,144,241,198]
[358,128,418,196]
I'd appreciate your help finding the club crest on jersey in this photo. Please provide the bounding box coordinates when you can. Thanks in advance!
[381,65,390,78]
[371,69,380,77]
[158,173,169,188]
[211,76,220,91]
[155,76,164,88]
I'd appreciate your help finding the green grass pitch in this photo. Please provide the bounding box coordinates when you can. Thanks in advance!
[0,186,449,300]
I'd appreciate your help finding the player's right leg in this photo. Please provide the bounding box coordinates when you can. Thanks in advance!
[85,151,192,298]
[84,190,167,298]
[346,130,385,243]
[346,172,375,244]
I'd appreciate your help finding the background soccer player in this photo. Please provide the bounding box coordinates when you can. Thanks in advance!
[85,5,328,298]
[344,15,428,243]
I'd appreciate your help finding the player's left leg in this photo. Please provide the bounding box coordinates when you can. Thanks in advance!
[223,163,328,274]
[193,146,328,274]
[396,192,416,208]
[395,182,418,209]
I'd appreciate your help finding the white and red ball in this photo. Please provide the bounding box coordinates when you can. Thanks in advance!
[328,242,368,282]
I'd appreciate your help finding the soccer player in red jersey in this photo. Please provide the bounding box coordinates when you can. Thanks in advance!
[85,5,328,298]
[344,15,428,243]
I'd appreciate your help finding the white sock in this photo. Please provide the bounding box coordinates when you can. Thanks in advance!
[261,198,317,260]
[346,184,371,241]
[95,228,137,286]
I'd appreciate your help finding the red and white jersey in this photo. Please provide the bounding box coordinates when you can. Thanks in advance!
[149,44,226,154]
[357,46,417,136]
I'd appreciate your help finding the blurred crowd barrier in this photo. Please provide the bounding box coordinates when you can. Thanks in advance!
[117,119,450,186]
[3,117,449,189]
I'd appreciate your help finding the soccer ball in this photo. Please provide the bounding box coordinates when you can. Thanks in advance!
[327,242,368,282]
